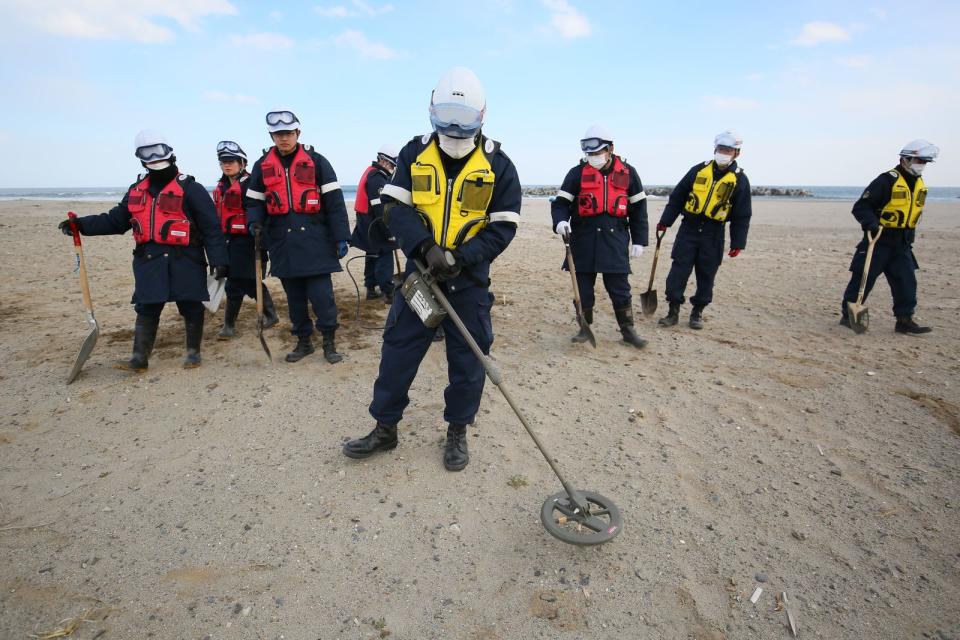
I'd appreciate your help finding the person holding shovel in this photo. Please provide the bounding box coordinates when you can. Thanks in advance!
[212,140,279,339]
[657,130,752,329]
[58,130,229,370]
[342,66,521,471]
[839,139,939,334]
[243,108,351,364]
[350,144,399,304]
[550,124,649,348]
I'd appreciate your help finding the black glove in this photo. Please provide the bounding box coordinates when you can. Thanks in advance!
[861,219,880,233]
[248,221,262,236]
[211,265,229,279]
[58,219,75,236]
[422,242,460,281]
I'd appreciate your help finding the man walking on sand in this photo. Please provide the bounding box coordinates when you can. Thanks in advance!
[342,67,521,472]
[839,139,940,334]
[657,130,752,329]
[351,144,399,304]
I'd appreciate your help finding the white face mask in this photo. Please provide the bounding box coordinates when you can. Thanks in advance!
[438,134,476,159]
[714,153,733,167]
[585,153,608,169]
[909,161,926,176]
[145,160,172,171]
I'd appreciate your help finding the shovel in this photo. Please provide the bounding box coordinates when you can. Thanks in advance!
[65,211,99,384]
[846,227,883,334]
[562,232,596,348]
[254,231,272,362]
[639,227,666,316]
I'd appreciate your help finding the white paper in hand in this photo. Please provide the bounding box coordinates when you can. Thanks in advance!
[203,275,226,313]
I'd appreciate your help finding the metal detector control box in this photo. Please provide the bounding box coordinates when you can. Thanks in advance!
[402,271,447,328]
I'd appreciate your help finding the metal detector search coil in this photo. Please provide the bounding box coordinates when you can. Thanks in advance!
[402,271,447,327]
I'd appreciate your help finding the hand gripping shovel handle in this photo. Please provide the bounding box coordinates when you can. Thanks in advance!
[413,259,588,510]
[253,230,272,362]
[68,212,94,314]
[645,228,666,292]
[562,232,597,348]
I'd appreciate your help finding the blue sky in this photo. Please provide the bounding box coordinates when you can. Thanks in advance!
[0,0,958,188]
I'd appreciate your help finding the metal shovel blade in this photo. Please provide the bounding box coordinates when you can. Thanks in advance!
[639,289,658,317]
[66,315,99,384]
[575,308,597,348]
[845,301,869,334]
[257,317,272,362]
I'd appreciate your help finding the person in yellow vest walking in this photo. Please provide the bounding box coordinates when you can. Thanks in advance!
[657,130,752,329]
[840,139,939,334]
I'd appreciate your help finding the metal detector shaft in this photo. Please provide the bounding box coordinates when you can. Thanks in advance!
[414,259,587,510]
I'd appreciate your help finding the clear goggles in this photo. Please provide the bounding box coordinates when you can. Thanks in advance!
[580,137,610,153]
[135,143,173,162]
[217,140,242,153]
[715,145,738,154]
[429,102,484,139]
[266,111,299,126]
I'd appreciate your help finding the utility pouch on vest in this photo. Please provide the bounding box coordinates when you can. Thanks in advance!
[402,271,447,328]
[460,173,494,214]
[299,189,321,212]
[159,219,191,246]
[411,164,441,206]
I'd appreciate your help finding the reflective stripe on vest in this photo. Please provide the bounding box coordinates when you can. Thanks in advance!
[214,176,248,234]
[354,164,376,215]
[410,139,496,249]
[880,171,927,229]
[577,156,630,218]
[127,174,191,246]
[683,161,738,222]
[260,145,321,215]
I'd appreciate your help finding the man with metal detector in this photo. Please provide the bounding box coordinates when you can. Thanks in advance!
[58,130,229,370]
[839,139,939,334]
[351,144,399,304]
[212,140,279,339]
[657,130,752,329]
[342,66,521,472]
[244,108,351,364]
[550,125,649,348]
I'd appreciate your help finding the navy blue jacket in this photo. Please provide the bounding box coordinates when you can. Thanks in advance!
[244,144,350,278]
[852,165,919,247]
[380,133,521,293]
[350,162,395,254]
[551,156,648,274]
[215,172,264,281]
[73,172,228,304]
[659,160,752,250]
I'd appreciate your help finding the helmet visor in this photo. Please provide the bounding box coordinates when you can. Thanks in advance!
[580,137,610,153]
[265,111,299,127]
[430,102,484,139]
[135,143,173,162]
[217,140,242,153]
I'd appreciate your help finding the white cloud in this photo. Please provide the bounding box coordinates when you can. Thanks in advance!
[704,96,759,110]
[204,90,258,105]
[542,0,591,39]
[745,72,765,82]
[316,5,352,17]
[314,1,393,18]
[229,32,294,50]
[332,30,399,59]
[8,0,236,43]
[791,21,851,46]
[868,7,887,20]
[835,54,871,68]
[351,0,394,16]
[269,10,283,21]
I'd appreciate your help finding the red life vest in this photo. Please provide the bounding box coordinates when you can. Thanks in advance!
[260,145,321,215]
[577,156,630,218]
[354,164,377,214]
[127,174,191,246]
[214,176,248,234]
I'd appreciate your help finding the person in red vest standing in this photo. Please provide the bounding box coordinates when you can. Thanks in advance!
[550,125,649,348]
[58,130,229,371]
[350,144,399,303]
[212,140,279,339]
[243,108,351,364]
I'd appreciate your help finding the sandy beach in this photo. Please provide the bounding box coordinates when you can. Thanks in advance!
[0,196,958,639]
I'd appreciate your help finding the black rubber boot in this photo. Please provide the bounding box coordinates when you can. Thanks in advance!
[839,304,852,328]
[218,298,242,340]
[615,307,647,349]
[443,424,469,471]
[895,316,932,334]
[571,307,593,343]
[285,335,314,363]
[658,302,680,326]
[114,314,159,372]
[322,331,343,364]
[366,286,382,300]
[261,287,279,329]
[182,315,204,368]
[342,422,398,459]
[433,325,445,343]
[689,305,705,330]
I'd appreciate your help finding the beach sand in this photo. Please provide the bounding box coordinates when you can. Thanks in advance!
[0,197,958,639]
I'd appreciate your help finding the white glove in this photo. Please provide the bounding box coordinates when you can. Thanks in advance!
[555,220,572,236]
[630,244,644,258]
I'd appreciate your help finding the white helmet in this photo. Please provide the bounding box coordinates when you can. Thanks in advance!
[265,107,301,133]
[429,67,486,139]
[714,130,743,150]
[580,124,613,153]
[900,139,939,162]
[134,129,174,162]
[376,143,399,165]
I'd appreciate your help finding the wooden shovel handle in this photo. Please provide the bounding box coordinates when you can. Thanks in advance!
[67,212,94,312]
[646,228,666,291]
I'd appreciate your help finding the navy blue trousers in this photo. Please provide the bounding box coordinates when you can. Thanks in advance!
[225,277,271,302]
[369,285,494,426]
[364,252,395,295]
[664,222,725,306]
[134,300,204,322]
[841,240,918,317]
[280,275,338,336]
[575,271,632,310]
